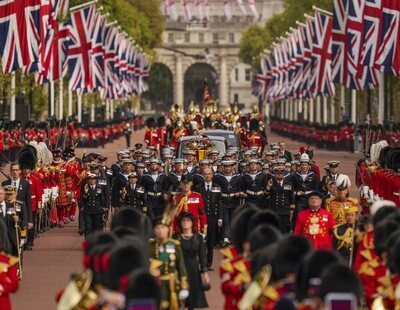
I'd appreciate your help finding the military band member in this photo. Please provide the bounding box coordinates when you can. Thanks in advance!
[213,160,242,246]
[266,167,295,233]
[120,172,147,213]
[242,159,268,209]
[195,168,222,269]
[149,217,189,310]
[172,174,207,235]
[333,205,359,265]
[80,173,107,237]
[326,174,358,226]
[294,191,336,250]
[140,158,168,219]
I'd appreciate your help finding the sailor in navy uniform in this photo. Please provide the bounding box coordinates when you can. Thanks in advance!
[242,159,269,209]
[120,172,147,214]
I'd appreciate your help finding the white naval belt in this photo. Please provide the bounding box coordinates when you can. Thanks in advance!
[221,193,236,198]
[246,190,264,196]
[147,192,162,197]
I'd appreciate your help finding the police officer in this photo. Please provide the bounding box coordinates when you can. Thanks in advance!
[195,167,222,269]
[80,173,107,237]
[242,159,269,208]
[213,160,242,246]
[265,167,295,233]
[140,158,168,219]
[120,172,147,214]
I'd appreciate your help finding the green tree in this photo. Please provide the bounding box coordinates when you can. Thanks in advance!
[239,24,273,69]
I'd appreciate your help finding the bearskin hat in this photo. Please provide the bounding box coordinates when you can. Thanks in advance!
[18,145,38,170]
[249,118,259,132]
[146,117,156,128]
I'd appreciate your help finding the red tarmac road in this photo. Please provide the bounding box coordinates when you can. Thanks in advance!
[8,128,360,310]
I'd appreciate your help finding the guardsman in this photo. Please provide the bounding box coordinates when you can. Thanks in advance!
[149,216,189,310]
[333,204,358,265]
[157,116,168,149]
[0,227,19,310]
[213,160,242,247]
[326,174,358,226]
[79,173,107,237]
[140,158,168,219]
[111,159,134,209]
[144,117,159,148]
[265,166,295,233]
[195,167,222,269]
[171,121,188,149]
[63,147,81,223]
[120,172,146,214]
[291,154,319,213]
[246,119,264,155]
[294,191,336,250]
[241,159,268,209]
[172,174,207,235]
[319,160,341,194]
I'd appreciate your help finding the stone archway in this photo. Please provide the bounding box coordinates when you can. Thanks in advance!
[141,62,174,112]
[183,63,218,111]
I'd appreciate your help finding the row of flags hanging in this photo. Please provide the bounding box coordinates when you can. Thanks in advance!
[254,0,400,103]
[0,0,150,100]
[164,0,259,22]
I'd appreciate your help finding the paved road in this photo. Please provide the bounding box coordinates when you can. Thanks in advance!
[10,128,361,309]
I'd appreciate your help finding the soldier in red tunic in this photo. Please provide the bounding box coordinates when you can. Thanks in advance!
[63,147,82,222]
[246,119,264,155]
[157,116,168,149]
[144,117,159,148]
[0,225,19,310]
[172,174,207,235]
[294,191,336,250]
[171,121,188,149]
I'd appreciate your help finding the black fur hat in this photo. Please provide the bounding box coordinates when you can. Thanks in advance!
[249,118,259,132]
[272,235,313,281]
[231,206,258,253]
[18,145,37,170]
[247,209,281,231]
[111,207,152,240]
[157,116,166,127]
[101,243,148,291]
[146,117,156,128]
[124,268,161,309]
[248,224,282,253]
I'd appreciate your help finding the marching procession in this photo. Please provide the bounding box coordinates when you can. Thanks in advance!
[0,101,387,310]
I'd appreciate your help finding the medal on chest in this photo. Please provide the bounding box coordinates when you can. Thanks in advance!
[309,215,320,235]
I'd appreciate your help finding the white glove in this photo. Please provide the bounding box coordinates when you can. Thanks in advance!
[217,219,223,227]
[178,289,189,300]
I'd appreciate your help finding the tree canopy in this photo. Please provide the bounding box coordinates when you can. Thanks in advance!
[239,0,332,68]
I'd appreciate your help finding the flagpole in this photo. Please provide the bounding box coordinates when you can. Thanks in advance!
[69,0,98,12]
[59,79,64,120]
[312,5,333,17]
[10,72,16,121]
[90,102,95,122]
[50,81,55,117]
[77,94,82,123]
[309,98,314,123]
[316,96,321,123]
[330,97,335,124]
[68,88,73,117]
[378,72,384,124]
[105,99,110,120]
[351,89,356,124]
[110,100,114,119]
[323,96,328,124]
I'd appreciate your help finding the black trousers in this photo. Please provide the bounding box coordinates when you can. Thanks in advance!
[27,211,36,246]
[206,215,218,267]
[222,207,235,239]
[83,213,103,237]
[278,214,291,234]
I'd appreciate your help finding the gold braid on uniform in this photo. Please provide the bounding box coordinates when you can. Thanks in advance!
[333,226,353,250]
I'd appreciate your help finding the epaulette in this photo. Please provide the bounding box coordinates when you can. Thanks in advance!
[347,197,359,205]
[170,239,181,246]
[325,197,333,205]
[14,200,23,204]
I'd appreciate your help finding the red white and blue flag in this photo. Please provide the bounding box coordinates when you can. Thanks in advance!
[0,0,41,74]
[67,5,96,94]
[309,12,335,97]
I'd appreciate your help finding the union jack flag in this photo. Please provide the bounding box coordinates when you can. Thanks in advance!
[309,12,335,97]
[332,0,349,85]
[0,0,41,74]
[36,0,69,83]
[300,18,314,99]
[68,5,96,94]
[291,29,304,98]
[90,11,105,91]
[375,0,400,75]
[347,0,378,89]
[101,25,119,100]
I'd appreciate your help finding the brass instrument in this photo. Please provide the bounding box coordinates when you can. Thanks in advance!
[57,270,99,310]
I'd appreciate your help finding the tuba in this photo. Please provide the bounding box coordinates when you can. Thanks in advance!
[57,270,99,310]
